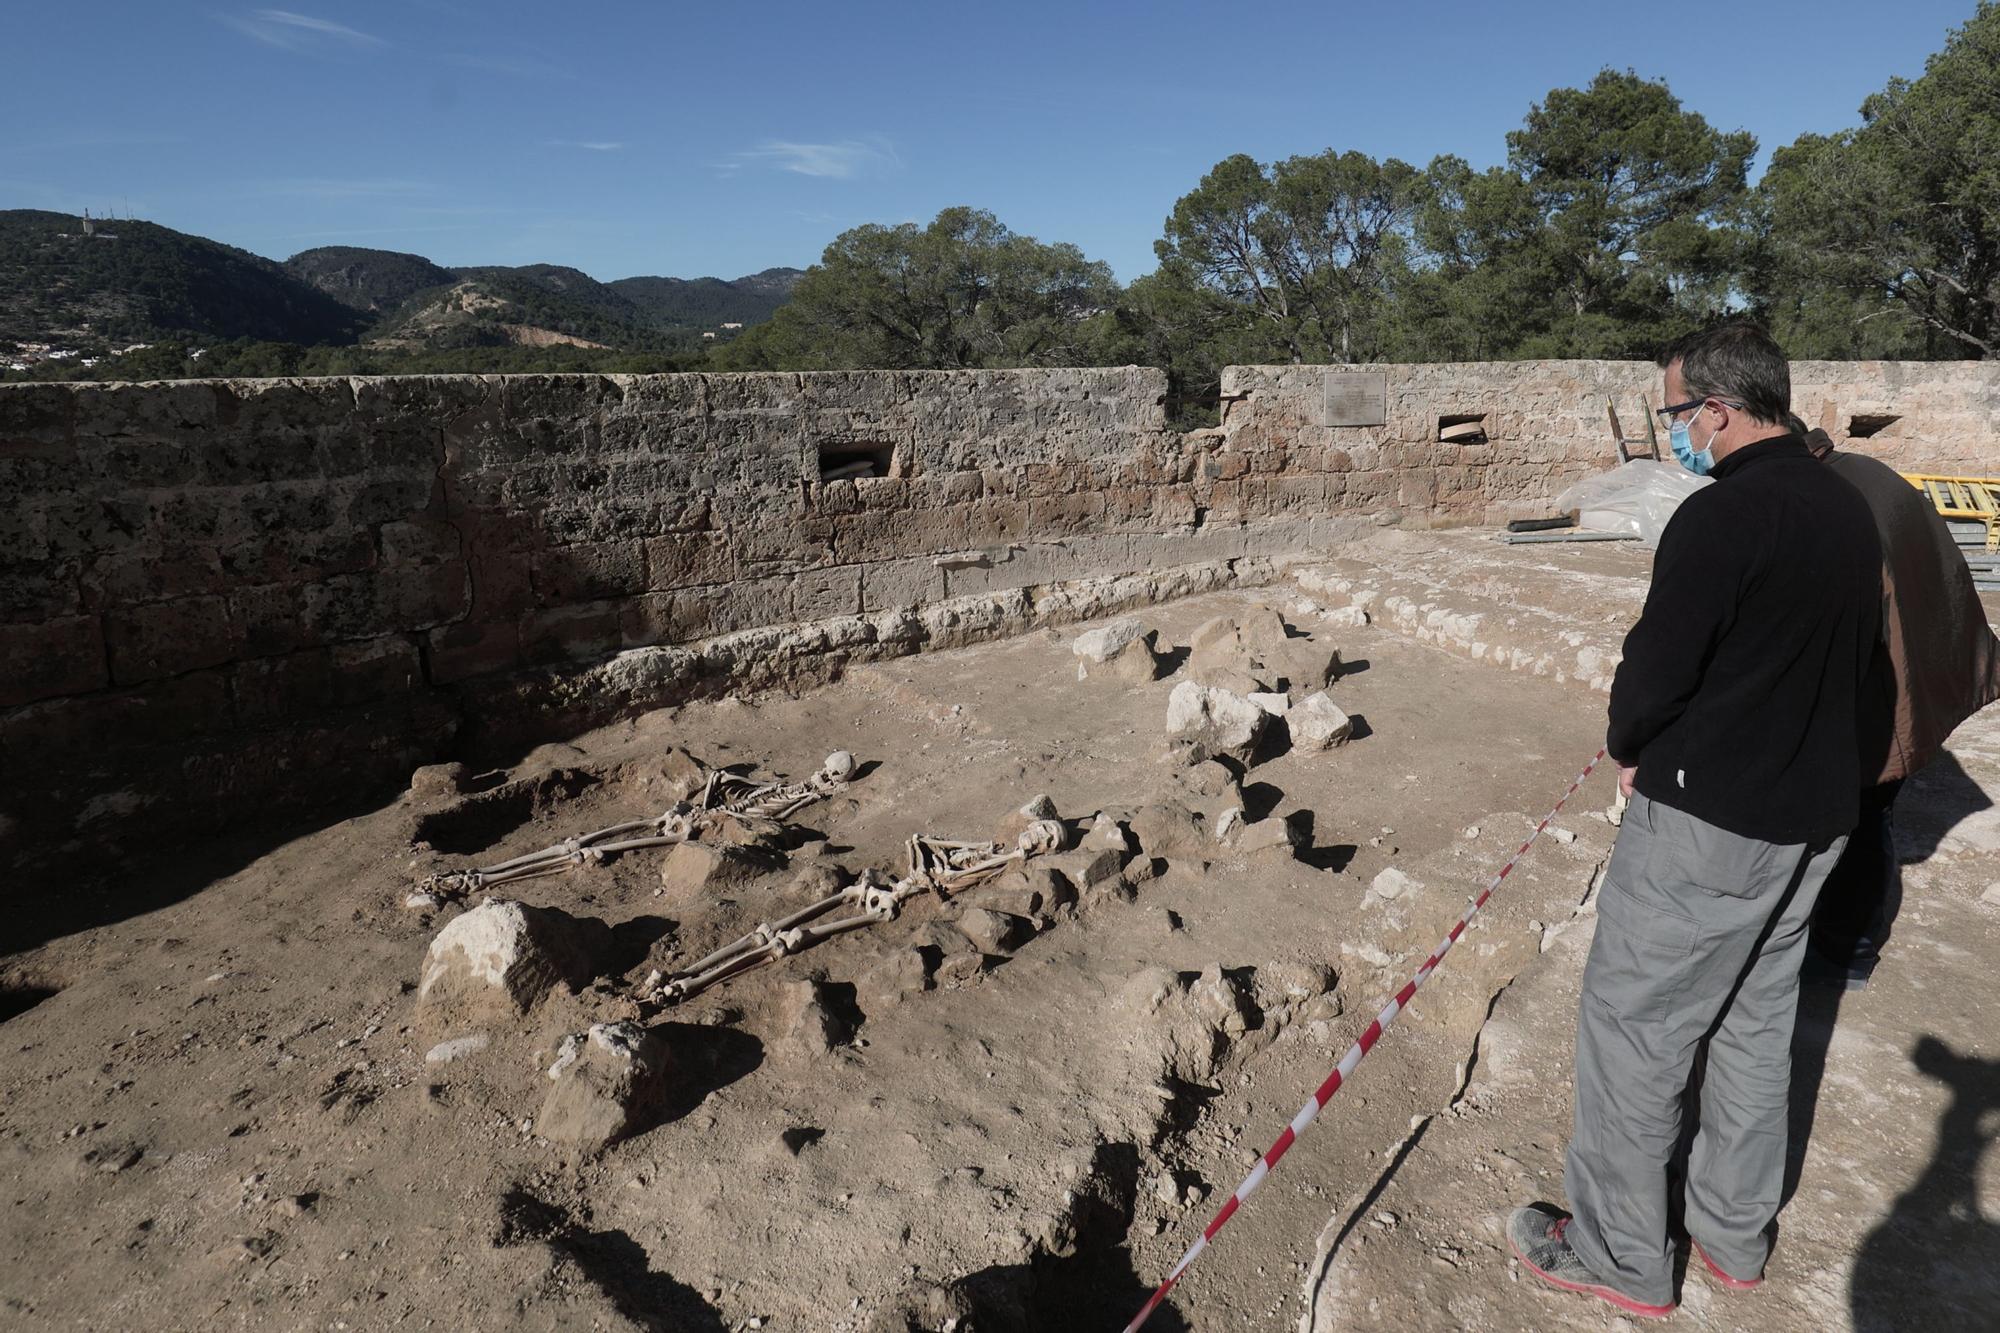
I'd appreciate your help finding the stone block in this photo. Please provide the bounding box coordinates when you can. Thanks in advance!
[0,615,107,706]
[860,558,945,612]
[697,577,796,637]
[531,540,647,605]
[0,668,231,755]
[104,596,237,685]
[642,532,736,590]
[794,565,862,619]
[519,602,623,663]
[425,620,521,684]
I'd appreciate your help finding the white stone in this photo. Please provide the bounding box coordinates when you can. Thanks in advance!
[1980,884,2000,908]
[417,899,604,1016]
[1072,617,1148,663]
[1247,692,1291,716]
[1165,680,1269,764]
[1290,692,1354,751]
[547,1033,583,1080]
[423,1033,490,1065]
[1370,867,1419,902]
[1321,605,1370,629]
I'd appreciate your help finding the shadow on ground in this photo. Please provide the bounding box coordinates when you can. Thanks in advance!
[1849,1036,2000,1331]
[1894,749,1992,864]
[956,1142,1191,1332]
[6,797,398,958]
[496,1187,726,1331]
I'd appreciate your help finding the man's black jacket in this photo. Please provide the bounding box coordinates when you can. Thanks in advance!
[1608,433,1882,846]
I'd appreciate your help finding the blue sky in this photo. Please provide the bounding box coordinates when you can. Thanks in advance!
[0,1,1979,283]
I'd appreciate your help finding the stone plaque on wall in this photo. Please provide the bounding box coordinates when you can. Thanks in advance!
[1321,371,1388,428]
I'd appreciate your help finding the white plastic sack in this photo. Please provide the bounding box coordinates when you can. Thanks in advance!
[1556,460,1712,547]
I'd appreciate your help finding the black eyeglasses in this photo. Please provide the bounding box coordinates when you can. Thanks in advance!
[1654,397,1742,423]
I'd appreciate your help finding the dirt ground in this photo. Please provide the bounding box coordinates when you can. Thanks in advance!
[3,531,1997,1332]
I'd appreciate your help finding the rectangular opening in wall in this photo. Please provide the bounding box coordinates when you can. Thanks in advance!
[818,441,897,481]
[1437,413,1489,444]
[1847,413,1900,440]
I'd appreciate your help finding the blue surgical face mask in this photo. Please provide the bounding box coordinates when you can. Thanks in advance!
[1669,405,1718,476]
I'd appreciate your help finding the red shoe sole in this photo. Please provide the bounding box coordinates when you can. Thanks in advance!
[1508,1232,1678,1318]
[1692,1238,1764,1291]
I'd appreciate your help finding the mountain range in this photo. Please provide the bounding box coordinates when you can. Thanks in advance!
[0,210,802,353]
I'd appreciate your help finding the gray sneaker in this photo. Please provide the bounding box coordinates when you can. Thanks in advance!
[1506,1204,1677,1319]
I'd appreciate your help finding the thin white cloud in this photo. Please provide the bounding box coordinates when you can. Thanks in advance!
[220,9,385,52]
[543,139,624,152]
[730,136,901,180]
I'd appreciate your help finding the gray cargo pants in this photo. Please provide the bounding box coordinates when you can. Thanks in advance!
[1564,792,1845,1307]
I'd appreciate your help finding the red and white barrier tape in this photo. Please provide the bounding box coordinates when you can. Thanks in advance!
[1122,747,1609,1333]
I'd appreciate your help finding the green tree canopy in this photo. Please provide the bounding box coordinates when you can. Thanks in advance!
[1154,150,1422,365]
[720,207,1123,371]
[1500,69,1754,356]
[1758,2,2000,357]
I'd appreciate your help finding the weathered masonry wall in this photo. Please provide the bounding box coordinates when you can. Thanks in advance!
[0,368,1350,866]
[3,358,1991,867]
[1221,359,2000,525]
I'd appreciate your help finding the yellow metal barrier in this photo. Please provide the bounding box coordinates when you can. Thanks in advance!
[1903,473,2000,550]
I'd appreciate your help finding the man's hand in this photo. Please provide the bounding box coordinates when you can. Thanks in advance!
[1618,764,1637,799]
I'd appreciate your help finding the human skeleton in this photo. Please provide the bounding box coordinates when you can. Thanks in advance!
[407,749,1070,1007]
[408,750,860,907]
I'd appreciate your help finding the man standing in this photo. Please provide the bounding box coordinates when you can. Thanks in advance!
[1508,322,1882,1317]
[1800,425,2000,988]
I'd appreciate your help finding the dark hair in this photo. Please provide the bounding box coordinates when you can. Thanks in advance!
[1655,321,1790,425]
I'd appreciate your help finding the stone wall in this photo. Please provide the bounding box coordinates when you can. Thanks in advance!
[5,357,1991,867]
[0,367,1350,867]
[1220,359,2000,525]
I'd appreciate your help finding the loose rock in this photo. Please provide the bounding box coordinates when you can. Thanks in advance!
[778,979,854,1057]
[1128,800,1208,862]
[1072,617,1147,663]
[857,948,933,1008]
[657,841,784,902]
[1369,867,1420,902]
[955,907,1034,956]
[423,1033,491,1065]
[1233,815,1302,862]
[1290,692,1354,751]
[417,900,609,1021]
[614,746,707,801]
[537,1021,670,1154]
[408,762,469,803]
[1166,681,1270,765]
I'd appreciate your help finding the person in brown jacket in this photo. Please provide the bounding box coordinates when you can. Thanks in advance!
[1803,425,2000,986]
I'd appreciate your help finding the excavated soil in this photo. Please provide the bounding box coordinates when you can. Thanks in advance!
[3,532,1996,1333]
